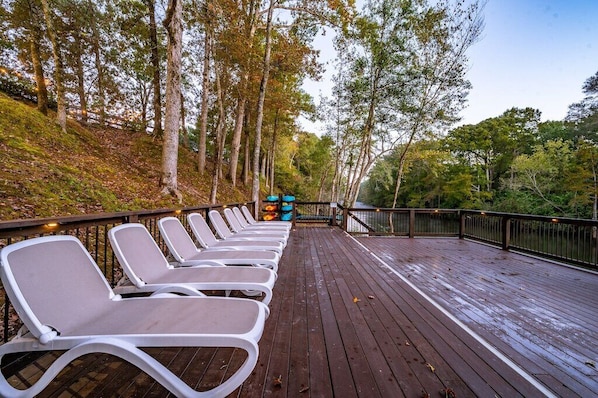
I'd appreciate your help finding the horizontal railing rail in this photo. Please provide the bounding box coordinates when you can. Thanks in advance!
[339,206,460,237]
[460,210,598,269]
[293,201,339,226]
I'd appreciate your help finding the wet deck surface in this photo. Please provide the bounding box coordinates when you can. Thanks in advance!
[5,227,598,397]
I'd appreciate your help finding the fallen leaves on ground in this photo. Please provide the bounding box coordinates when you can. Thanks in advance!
[426,363,435,373]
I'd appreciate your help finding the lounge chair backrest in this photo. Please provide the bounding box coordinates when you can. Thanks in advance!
[208,210,234,239]
[233,207,251,228]
[187,212,219,247]
[158,217,202,262]
[108,223,171,286]
[223,208,244,233]
[241,205,257,224]
[0,236,114,341]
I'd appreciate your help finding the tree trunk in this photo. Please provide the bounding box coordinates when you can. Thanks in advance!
[180,92,188,146]
[29,27,48,115]
[391,119,422,209]
[197,23,211,174]
[228,97,246,186]
[160,0,183,201]
[86,0,105,126]
[210,66,226,204]
[228,0,258,185]
[251,0,275,217]
[145,0,162,136]
[40,0,66,132]
[242,119,250,185]
[72,28,88,124]
[268,109,279,195]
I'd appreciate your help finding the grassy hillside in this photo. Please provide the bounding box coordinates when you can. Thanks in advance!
[0,93,251,221]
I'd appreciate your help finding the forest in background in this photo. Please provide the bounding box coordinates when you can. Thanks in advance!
[1,0,597,219]
[360,72,598,219]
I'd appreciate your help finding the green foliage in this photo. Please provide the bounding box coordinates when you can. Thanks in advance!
[273,131,335,200]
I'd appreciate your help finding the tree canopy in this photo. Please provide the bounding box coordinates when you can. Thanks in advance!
[2,0,597,219]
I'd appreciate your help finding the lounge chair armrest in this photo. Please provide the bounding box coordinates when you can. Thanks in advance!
[149,286,207,297]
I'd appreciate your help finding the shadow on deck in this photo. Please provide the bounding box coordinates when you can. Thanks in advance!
[7,227,598,397]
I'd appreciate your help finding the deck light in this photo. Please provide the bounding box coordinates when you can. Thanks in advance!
[376,208,380,212]
[480,212,486,216]
[551,218,558,223]
[45,222,59,229]
[434,209,439,213]
[174,209,182,215]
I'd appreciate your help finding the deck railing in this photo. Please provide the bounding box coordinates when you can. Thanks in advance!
[461,210,598,268]
[332,205,598,269]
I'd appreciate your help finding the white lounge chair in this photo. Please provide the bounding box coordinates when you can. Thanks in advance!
[106,222,276,306]
[233,207,291,232]
[110,222,279,273]
[223,208,289,239]
[0,235,267,397]
[209,210,287,246]
[241,205,292,229]
[188,212,284,254]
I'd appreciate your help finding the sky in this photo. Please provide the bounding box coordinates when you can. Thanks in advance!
[300,0,598,132]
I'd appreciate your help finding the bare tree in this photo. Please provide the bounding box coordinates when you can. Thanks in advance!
[25,0,48,115]
[251,0,276,216]
[40,0,67,132]
[145,0,163,136]
[160,0,183,201]
[196,0,212,174]
[87,0,106,126]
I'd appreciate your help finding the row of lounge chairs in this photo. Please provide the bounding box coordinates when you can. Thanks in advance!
[0,206,291,397]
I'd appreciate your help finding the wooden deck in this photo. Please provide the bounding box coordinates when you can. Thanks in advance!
[5,227,598,397]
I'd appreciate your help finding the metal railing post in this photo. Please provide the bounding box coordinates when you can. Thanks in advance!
[292,202,297,229]
[342,207,348,232]
[502,216,511,250]
[330,203,337,227]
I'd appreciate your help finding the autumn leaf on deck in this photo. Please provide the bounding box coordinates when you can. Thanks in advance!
[368,295,375,299]
[585,360,596,368]
[426,363,435,372]
[440,387,456,398]
[273,375,283,388]
[353,297,360,303]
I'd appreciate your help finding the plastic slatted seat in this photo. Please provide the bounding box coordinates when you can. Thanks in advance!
[0,236,267,397]
[187,212,284,254]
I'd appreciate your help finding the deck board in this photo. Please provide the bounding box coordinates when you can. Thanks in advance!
[358,236,598,398]
[6,227,597,397]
